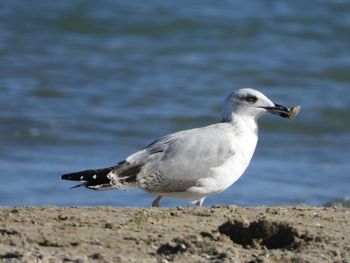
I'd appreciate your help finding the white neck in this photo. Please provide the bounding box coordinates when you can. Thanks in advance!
[223,112,259,136]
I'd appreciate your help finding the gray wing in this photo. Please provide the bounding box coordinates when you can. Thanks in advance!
[127,124,235,193]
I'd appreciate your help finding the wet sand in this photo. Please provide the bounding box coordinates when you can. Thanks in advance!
[0,206,349,262]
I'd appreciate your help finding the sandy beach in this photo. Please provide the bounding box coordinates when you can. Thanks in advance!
[0,206,349,262]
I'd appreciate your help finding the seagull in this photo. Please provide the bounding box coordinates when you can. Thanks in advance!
[61,88,299,207]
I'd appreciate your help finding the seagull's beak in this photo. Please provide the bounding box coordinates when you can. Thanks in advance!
[262,103,291,118]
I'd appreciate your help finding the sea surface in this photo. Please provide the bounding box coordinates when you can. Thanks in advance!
[0,0,349,207]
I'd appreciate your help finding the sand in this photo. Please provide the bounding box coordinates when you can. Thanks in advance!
[0,205,349,262]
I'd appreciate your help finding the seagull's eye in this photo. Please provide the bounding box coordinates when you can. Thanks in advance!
[245,95,258,103]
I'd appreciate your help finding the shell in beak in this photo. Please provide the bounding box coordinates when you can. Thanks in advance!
[263,104,301,119]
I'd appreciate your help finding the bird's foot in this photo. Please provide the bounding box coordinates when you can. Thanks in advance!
[194,197,206,207]
[151,196,162,207]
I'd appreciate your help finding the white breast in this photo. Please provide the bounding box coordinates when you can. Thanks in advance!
[187,129,258,196]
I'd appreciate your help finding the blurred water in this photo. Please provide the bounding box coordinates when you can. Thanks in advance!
[0,0,349,207]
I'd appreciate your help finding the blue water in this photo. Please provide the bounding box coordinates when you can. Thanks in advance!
[0,1,349,207]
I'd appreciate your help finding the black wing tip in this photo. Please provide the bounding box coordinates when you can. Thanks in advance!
[61,173,78,181]
[60,171,85,181]
[60,167,117,182]
[70,182,86,189]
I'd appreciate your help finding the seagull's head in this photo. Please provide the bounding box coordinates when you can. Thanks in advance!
[222,88,293,122]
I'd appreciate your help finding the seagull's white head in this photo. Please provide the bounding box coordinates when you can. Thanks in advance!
[222,88,292,122]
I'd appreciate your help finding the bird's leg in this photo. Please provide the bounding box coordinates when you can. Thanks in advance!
[195,197,206,207]
[152,196,162,207]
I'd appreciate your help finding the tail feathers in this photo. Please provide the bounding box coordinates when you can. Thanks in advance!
[61,166,117,190]
[61,161,143,191]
